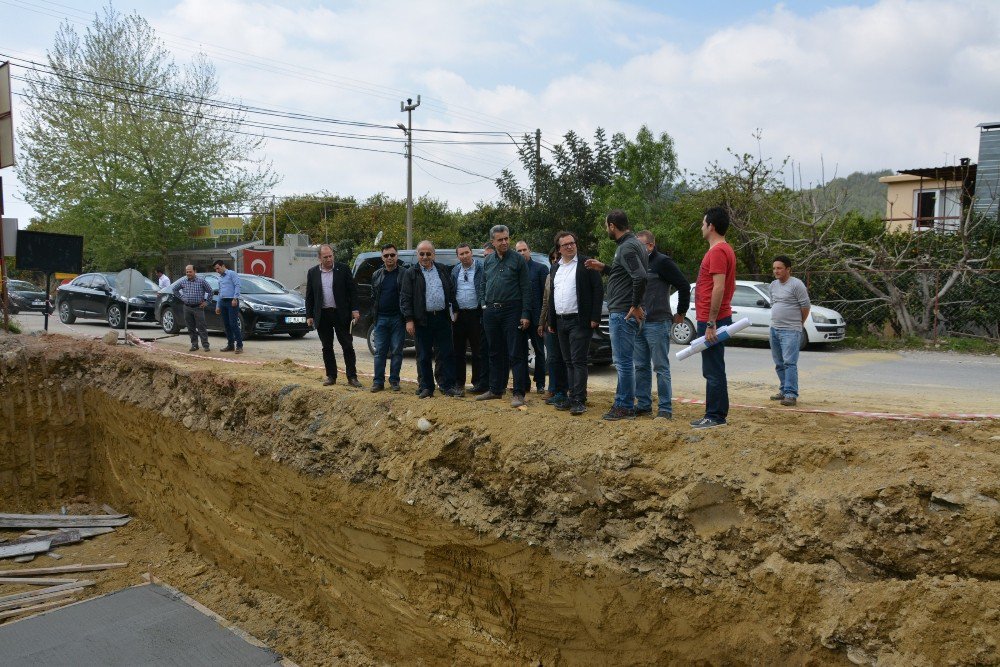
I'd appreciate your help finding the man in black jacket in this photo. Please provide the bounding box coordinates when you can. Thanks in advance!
[369,243,405,392]
[305,244,362,387]
[634,230,690,419]
[547,231,604,415]
[400,240,462,399]
[516,240,550,393]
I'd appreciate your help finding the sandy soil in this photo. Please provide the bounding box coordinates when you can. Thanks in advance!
[1,333,998,665]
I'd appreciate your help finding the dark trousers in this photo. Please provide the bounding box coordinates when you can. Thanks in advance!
[698,316,732,422]
[183,304,209,348]
[557,315,591,404]
[416,311,456,394]
[524,325,546,389]
[452,308,483,388]
[317,308,357,380]
[475,325,491,392]
[483,301,528,396]
[545,330,567,394]
[219,299,243,348]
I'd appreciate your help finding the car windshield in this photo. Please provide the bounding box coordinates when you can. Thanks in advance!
[103,274,158,291]
[239,276,285,295]
[9,280,40,291]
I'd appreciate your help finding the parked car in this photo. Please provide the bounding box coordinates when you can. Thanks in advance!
[6,279,53,314]
[668,280,847,349]
[351,248,613,366]
[55,272,159,328]
[156,272,310,339]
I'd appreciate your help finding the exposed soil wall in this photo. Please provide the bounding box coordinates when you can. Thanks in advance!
[2,335,998,665]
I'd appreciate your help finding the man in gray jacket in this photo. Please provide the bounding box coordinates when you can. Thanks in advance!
[769,255,811,406]
[585,209,648,421]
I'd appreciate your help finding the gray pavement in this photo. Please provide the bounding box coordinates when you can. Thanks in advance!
[13,311,999,414]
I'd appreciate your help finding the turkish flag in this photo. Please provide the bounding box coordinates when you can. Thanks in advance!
[243,249,274,277]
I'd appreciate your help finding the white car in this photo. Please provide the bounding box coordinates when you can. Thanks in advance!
[668,280,846,349]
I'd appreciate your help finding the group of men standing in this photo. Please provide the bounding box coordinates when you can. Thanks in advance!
[299,205,811,429]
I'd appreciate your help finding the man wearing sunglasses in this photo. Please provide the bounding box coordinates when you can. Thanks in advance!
[450,243,485,392]
[477,225,532,408]
[369,243,405,392]
[306,244,362,387]
[400,241,462,399]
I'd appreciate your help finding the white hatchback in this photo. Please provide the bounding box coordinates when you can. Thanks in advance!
[668,280,847,349]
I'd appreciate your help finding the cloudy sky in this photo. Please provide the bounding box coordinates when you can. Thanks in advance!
[1,0,999,226]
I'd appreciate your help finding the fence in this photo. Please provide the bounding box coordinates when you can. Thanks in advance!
[741,268,1000,342]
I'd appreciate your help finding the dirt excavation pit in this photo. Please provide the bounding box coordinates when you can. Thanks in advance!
[1,335,998,665]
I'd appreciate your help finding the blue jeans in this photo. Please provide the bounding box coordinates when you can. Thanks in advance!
[770,328,802,398]
[697,316,732,422]
[634,320,672,414]
[545,330,566,394]
[373,314,405,386]
[609,312,640,409]
[219,298,243,348]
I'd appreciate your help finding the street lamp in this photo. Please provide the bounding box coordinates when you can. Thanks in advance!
[399,96,420,250]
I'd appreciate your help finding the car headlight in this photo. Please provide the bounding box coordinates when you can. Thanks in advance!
[247,301,279,312]
[811,313,831,324]
[128,297,144,305]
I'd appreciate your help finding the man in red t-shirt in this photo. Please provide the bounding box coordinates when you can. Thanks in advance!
[691,207,737,429]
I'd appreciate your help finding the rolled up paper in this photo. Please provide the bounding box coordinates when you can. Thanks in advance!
[675,317,752,361]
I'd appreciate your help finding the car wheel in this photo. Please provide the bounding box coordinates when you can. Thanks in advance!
[526,342,536,372]
[366,324,377,355]
[238,313,253,339]
[799,329,809,351]
[107,304,125,329]
[289,331,307,339]
[671,318,695,345]
[8,304,18,315]
[161,307,181,334]
[58,300,76,324]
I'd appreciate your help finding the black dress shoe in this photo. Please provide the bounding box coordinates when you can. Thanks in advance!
[220,346,235,352]
[322,376,336,386]
[347,377,363,388]
[390,383,401,392]
[418,388,433,399]
[370,384,384,393]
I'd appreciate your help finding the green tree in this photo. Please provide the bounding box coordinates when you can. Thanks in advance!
[18,5,277,270]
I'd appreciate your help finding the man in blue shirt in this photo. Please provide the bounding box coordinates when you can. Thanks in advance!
[369,244,405,392]
[212,259,243,354]
[451,243,485,391]
[400,241,462,399]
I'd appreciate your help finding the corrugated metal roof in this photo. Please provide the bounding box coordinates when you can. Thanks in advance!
[976,122,1000,129]
[898,164,976,180]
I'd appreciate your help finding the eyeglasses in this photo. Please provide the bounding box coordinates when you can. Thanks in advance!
[382,253,396,258]
[559,241,576,248]
[418,252,433,257]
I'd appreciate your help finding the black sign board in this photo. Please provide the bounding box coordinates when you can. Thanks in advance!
[15,230,84,274]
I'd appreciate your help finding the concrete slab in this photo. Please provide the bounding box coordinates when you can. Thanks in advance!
[0,584,282,665]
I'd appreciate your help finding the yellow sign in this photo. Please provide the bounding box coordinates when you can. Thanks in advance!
[189,226,212,239]
[209,217,244,238]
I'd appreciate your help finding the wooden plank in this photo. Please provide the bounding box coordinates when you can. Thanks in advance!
[0,581,93,610]
[0,562,127,577]
[101,504,120,516]
[13,555,35,563]
[0,539,52,560]
[0,594,78,620]
[0,577,79,585]
[0,587,86,613]
[0,514,130,529]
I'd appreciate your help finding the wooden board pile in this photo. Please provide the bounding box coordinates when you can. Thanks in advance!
[0,508,131,622]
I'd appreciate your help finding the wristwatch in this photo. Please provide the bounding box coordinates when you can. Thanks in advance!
[707,321,717,328]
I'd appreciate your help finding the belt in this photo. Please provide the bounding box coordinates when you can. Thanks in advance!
[488,300,518,308]
[557,313,578,319]
[457,307,481,312]
[426,309,447,315]
[183,302,203,307]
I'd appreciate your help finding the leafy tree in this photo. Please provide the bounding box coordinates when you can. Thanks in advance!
[18,5,277,270]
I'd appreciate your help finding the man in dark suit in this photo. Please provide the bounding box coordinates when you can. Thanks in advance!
[400,240,462,399]
[546,231,604,415]
[305,244,362,387]
[516,240,550,393]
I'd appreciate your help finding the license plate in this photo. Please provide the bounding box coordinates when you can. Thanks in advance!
[32,300,45,306]
[286,316,306,323]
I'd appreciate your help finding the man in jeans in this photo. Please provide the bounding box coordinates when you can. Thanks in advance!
[691,207,737,429]
[369,244,405,392]
[212,259,243,354]
[769,255,811,407]
[634,231,690,419]
[172,264,213,352]
[476,225,532,408]
[585,210,648,421]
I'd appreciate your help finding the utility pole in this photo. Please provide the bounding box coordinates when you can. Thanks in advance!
[272,196,277,248]
[398,95,420,250]
[534,128,541,207]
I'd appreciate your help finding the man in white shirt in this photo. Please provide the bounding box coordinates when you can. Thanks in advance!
[155,267,170,290]
[545,231,604,416]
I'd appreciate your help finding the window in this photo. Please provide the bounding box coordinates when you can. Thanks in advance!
[913,188,962,232]
[731,286,765,308]
[353,258,383,286]
[915,191,937,229]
